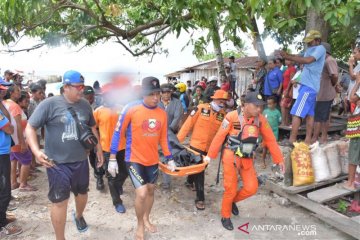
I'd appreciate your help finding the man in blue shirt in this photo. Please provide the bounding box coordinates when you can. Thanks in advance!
[280,30,326,145]
[0,78,22,236]
[264,59,284,100]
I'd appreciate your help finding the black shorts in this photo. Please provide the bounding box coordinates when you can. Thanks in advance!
[126,162,158,189]
[314,100,333,122]
[47,160,89,203]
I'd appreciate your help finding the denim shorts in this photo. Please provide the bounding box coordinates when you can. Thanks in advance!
[47,160,89,203]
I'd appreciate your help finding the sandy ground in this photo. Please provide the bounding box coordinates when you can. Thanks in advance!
[6,156,355,240]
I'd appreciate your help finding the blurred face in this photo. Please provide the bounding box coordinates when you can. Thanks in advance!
[213,99,226,108]
[353,47,360,60]
[63,83,85,102]
[244,103,263,117]
[161,90,171,101]
[10,85,21,101]
[195,88,202,95]
[275,60,282,68]
[33,89,45,101]
[143,91,160,107]
[4,73,13,81]
[307,38,320,47]
[19,97,30,109]
[267,62,275,70]
[84,93,95,105]
[256,60,264,68]
[267,99,276,109]
[285,60,293,66]
[0,89,7,99]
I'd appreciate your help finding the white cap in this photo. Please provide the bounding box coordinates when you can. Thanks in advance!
[209,76,218,82]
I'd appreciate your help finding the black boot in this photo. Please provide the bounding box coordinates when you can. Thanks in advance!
[232,202,239,216]
[96,178,104,190]
[221,218,234,231]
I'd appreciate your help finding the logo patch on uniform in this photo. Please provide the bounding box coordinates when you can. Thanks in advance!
[216,113,224,122]
[190,109,196,116]
[200,108,210,117]
[221,119,229,129]
[142,119,161,133]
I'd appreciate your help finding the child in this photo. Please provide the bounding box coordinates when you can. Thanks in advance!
[261,96,281,168]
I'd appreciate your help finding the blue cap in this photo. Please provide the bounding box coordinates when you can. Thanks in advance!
[0,77,13,86]
[63,70,84,84]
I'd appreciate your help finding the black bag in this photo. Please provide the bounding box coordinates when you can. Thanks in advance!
[67,107,98,150]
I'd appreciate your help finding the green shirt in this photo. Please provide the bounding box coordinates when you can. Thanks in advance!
[263,108,281,140]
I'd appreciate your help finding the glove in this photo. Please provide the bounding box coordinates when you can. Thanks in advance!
[108,159,118,177]
[167,160,176,172]
[203,156,211,164]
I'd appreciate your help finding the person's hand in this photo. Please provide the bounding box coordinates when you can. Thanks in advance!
[277,89,282,96]
[96,146,104,168]
[20,142,28,153]
[356,72,360,84]
[203,156,211,164]
[108,159,118,177]
[278,162,285,174]
[167,160,176,172]
[34,150,54,168]
[348,55,355,66]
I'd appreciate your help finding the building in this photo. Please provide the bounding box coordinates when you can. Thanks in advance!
[165,56,259,95]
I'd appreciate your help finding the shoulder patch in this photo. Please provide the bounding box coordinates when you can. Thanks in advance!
[190,107,198,116]
[221,119,229,129]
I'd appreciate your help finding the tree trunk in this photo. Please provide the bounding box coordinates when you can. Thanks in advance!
[210,19,226,80]
[250,17,267,62]
[305,8,329,42]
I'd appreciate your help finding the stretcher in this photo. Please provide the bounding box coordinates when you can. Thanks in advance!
[159,146,208,177]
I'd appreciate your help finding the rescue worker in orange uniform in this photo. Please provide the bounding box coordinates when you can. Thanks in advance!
[205,92,285,230]
[177,89,228,210]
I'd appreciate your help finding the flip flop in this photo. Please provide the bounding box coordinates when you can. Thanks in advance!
[19,185,38,192]
[195,201,205,211]
[342,183,357,192]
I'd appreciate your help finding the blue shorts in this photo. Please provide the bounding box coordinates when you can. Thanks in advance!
[126,162,158,189]
[290,85,317,118]
[47,160,89,203]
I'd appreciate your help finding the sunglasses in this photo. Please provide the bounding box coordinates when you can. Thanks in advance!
[68,84,85,91]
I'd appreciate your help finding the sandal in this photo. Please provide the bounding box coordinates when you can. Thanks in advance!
[19,185,38,192]
[195,201,205,211]
[0,223,22,236]
[11,183,20,190]
[342,183,357,192]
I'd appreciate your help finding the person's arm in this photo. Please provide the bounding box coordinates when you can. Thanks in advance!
[0,113,13,135]
[25,124,53,168]
[91,125,104,167]
[350,73,360,103]
[13,114,27,152]
[348,55,357,80]
[280,51,316,64]
[177,106,200,143]
[207,114,232,159]
[169,100,184,133]
[110,108,131,159]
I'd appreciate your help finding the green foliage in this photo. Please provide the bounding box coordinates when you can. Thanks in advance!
[337,200,348,213]
[197,50,245,62]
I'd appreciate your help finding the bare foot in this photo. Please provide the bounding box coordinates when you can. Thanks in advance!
[135,224,145,240]
[144,221,157,233]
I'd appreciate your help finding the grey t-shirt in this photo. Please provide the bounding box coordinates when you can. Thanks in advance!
[28,95,95,164]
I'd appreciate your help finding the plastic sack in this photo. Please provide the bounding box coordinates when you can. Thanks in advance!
[310,142,331,182]
[337,140,349,175]
[323,142,341,178]
[279,146,293,186]
[291,142,315,186]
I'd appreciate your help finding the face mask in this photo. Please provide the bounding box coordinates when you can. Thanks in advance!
[211,101,224,112]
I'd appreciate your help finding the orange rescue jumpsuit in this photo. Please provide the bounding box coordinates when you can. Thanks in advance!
[207,109,283,218]
[177,103,226,202]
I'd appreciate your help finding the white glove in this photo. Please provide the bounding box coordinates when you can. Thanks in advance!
[108,159,118,177]
[204,156,211,164]
[167,160,176,172]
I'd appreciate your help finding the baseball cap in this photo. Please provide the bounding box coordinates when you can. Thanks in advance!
[211,90,229,100]
[142,76,161,96]
[303,30,322,43]
[0,77,12,90]
[63,70,84,84]
[321,42,331,54]
[160,83,173,92]
[244,92,266,105]
[209,76,218,82]
[83,86,95,95]
[29,83,43,92]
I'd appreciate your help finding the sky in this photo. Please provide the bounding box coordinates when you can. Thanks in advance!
[0,19,284,86]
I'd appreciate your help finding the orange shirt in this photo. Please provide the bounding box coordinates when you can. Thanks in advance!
[110,100,172,166]
[93,106,125,152]
[207,109,283,164]
[177,103,225,153]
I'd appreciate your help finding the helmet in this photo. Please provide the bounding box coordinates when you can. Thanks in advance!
[209,76,218,82]
[197,81,206,90]
[175,82,187,93]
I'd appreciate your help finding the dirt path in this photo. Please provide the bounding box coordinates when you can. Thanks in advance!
[8,158,354,240]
